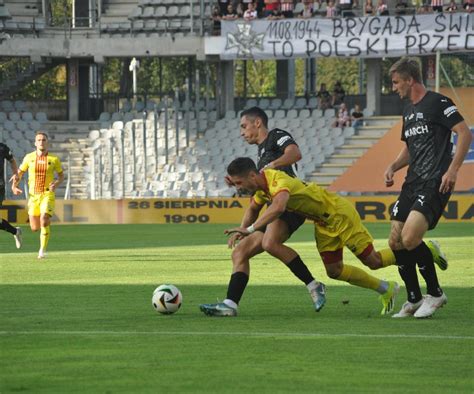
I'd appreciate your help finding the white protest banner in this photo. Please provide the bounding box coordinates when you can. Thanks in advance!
[204,13,473,59]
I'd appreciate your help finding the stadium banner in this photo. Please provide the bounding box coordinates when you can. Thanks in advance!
[206,13,474,59]
[1,195,473,224]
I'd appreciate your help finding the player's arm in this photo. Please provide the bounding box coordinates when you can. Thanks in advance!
[266,144,301,169]
[50,171,64,192]
[11,169,24,195]
[251,191,289,231]
[7,157,19,183]
[440,120,472,194]
[384,145,410,187]
[240,198,263,228]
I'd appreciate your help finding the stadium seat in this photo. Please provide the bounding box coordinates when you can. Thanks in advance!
[1,100,14,112]
[258,98,270,109]
[299,109,310,119]
[35,112,48,122]
[99,112,111,122]
[294,97,307,110]
[21,112,33,121]
[287,109,298,119]
[245,98,258,108]
[14,100,27,112]
[324,108,336,118]
[282,98,295,110]
[0,112,6,122]
[269,98,282,110]
[308,97,318,109]
[167,6,179,17]
[9,112,21,121]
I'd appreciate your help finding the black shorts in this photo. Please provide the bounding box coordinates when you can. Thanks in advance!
[390,180,451,230]
[257,210,306,238]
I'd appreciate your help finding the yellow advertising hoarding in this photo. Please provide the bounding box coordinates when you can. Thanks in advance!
[1,195,473,225]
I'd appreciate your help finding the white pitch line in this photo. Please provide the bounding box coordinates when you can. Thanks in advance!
[0,331,472,340]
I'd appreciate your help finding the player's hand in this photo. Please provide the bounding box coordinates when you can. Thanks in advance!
[8,174,19,183]
[224,175,235,187]
[49,181,57,192]
[384,167,394,187]
[226,232,243,248]
[224,227,250,238]
[264,162,276,169]
[439,169,457,194]
[12,185,23,195]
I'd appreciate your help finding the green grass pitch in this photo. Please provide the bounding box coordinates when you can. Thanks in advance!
[1,223,473,393]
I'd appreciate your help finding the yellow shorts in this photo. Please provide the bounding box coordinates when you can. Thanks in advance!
[314,197,373,263]
[28,192,55,217]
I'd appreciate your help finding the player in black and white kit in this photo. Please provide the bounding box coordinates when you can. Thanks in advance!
[200,107,326,316]
[385,57,472,318]
[0,142,22,248]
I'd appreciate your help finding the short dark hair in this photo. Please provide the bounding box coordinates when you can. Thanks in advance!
[240,106,268,128]
[227,157,258,177]
[35,131,49,140]
[389,57,422,83]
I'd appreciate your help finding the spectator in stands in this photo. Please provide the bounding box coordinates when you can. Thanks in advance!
[338,0,355,16]
[280,0,295,17]
[218,0,229,15]
[332,80,346,107]
[243,2,258,20]
[445,0,458,11]
[211,5,222,35]
[0,143,22,249]
[316,83,332,110]
[242,0,253,11]
[326,1,337,16]
[351,103,364,129]
[300,1,314,17]
[312,0,322,14]
[375,0,389,14]
[263,0,280,17]
[364,0,374,14]
[395,0,408,14]
[463,0,473,12]
[267,7,284,18]
[417,2,432,13]
[332,103,351,128]
[431,0,443,12]
[222,3,239,19]
[236,2,245,17]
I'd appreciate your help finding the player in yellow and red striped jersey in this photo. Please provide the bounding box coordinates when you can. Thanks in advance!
[12,132,64,259]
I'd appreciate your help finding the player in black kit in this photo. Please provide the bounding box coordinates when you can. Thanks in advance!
[385,57,472,318]
[200,107,326,316]
[0,142,22,248]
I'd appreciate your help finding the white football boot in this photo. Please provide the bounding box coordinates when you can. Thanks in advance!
[414,293,447,319]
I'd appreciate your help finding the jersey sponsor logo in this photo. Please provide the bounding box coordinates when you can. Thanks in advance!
[416,112,424,121]
[404,124,429,138]
[276,135,291,146]
[443,105,458,118]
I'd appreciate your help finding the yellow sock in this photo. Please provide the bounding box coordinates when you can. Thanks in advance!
[336,264,381,291]
[40,225,50,251]
[379,248,396,267]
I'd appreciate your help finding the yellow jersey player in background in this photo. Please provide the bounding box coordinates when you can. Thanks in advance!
[224,157,399,315]
[12,132,64,259]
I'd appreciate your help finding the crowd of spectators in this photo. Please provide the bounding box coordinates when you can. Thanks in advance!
[211,0,472,33]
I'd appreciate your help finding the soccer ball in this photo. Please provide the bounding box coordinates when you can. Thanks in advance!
[152,284,182,314]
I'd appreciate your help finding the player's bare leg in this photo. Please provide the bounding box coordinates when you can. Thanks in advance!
[37,213,51,259]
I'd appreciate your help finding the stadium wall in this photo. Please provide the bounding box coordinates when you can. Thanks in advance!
[1,196,472,225]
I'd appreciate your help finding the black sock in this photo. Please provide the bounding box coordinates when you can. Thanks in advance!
[286,255,314,285]
[412,242,443,297]
[394,249,422,303]
[226,272,249,305]
[1,219,17,235]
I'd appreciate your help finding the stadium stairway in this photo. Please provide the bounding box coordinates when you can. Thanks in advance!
[309,116,400,187]
[41,121,101,199]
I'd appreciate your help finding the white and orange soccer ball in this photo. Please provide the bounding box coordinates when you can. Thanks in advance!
[152,284,182,314]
